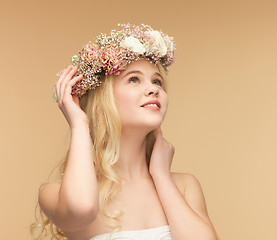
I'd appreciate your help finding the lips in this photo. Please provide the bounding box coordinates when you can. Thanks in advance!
[140,100,161,108]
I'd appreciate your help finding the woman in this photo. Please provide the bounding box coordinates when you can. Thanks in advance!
[31,23,220,240]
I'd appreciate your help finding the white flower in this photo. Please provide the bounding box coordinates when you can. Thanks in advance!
[164,35,175,53]
[146,30,167,56]
[120,36,146,54]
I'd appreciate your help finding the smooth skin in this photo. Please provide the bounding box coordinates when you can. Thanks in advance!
[39,61,220,240]
[111,60,169,181]
[55,65,88,127]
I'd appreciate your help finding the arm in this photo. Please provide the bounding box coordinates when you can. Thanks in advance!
[39,66,99,232]
[183,174,220,239]
[39,124,99,232]
[152,173,220,240]
[149,128,219,240]
[58,124,99,219]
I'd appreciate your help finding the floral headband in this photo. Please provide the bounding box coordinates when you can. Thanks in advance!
[52,23,176,102]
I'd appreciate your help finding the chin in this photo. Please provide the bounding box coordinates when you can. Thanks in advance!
[121,121,162,133]
[139,121,163,133]
[121,115,164,132]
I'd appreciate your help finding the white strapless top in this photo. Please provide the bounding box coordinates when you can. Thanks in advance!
[89,225,172,240]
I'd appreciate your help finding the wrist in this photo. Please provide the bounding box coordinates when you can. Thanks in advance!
[151,171,171,181]
[70,122,90,132]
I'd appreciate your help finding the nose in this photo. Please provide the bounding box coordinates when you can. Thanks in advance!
[144,83,159,97]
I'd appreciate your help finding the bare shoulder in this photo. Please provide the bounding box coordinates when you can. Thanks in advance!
[170,171,192,194]
[171,172,217,227]
[170,171,191,182]
[170,172,208,209]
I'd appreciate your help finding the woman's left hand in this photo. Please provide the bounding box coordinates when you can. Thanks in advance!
[149,127,175,178]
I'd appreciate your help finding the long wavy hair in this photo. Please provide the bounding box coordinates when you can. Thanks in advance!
[30,62,169,240]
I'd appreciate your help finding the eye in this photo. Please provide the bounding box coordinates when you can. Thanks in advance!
[128,76,140,83]
[153,79,163,87]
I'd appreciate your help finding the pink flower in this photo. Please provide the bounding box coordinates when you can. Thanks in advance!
[101,44,127,75]
[80,43,100,63]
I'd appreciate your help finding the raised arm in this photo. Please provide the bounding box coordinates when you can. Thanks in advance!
[39,66,98,232]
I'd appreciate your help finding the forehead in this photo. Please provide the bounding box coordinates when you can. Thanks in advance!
[115,59,160,79]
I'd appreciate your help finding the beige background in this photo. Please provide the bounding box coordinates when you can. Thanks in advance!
[0,0,276,239]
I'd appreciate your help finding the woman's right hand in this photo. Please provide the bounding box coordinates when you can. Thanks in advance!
[55,65,89,129]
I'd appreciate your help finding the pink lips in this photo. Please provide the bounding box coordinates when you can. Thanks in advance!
[140,100,161,110]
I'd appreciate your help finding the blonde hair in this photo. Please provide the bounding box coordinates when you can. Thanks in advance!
[30,62,168,240]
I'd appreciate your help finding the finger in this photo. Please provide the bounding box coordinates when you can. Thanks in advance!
[57,66,72,88]
[155,127,163,138]
[58,65,72,83]
[155,128,165,146]
[63,74,83,101]
[157,127,162,134]
[60,67,79,102]
[59,66,76,100]
[56,66,72,101]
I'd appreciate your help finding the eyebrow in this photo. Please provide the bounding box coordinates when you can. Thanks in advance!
[121,70,163,80]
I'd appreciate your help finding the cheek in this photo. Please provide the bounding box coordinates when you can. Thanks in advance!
[161,93,169,111]
[114,89,137,116]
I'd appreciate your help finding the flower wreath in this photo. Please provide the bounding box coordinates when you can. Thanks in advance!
[52,23,176,102]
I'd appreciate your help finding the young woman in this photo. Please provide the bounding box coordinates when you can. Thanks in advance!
[31,24,220,240]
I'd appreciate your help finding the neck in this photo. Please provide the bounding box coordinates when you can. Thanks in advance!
[114,127,153,183]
